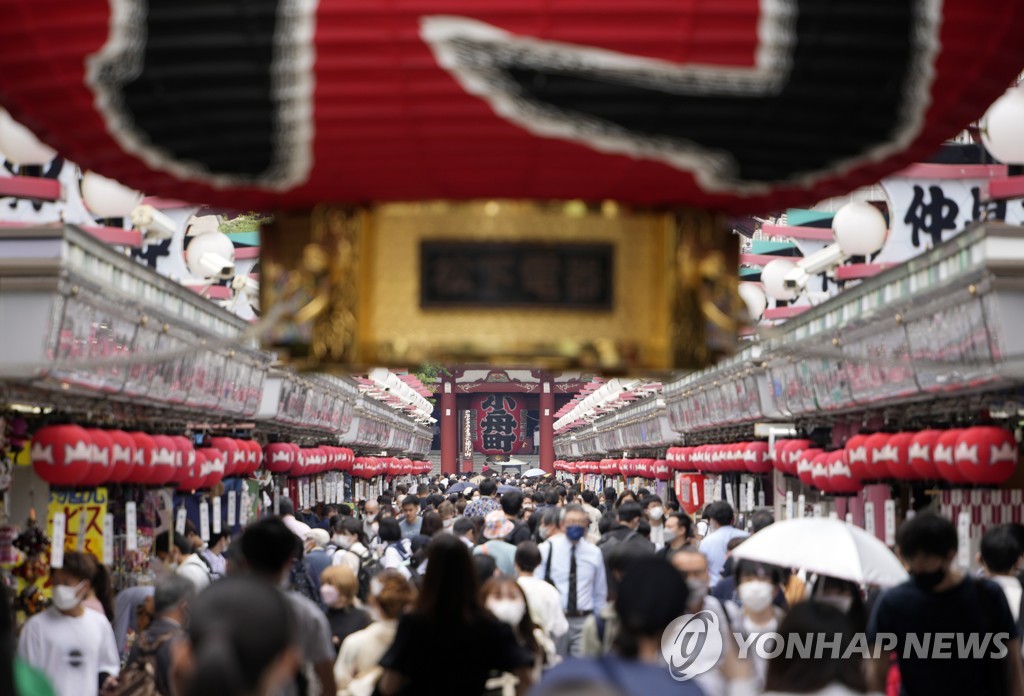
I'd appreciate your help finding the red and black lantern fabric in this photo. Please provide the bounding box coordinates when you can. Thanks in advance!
[31,425,93,486]
[954,427,1019,485]
[1,1,1023,214]
[933,429,967,484]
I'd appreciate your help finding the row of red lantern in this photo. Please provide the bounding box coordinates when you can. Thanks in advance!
[554,459,674,481]
[666,443,773,474]
[257,445,429,479]
[30,425,264,489]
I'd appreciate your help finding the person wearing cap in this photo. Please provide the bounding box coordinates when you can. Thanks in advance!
[473,510,519,577]
[304,528,333,589]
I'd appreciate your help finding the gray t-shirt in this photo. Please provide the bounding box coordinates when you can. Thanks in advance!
[282,590,334,696]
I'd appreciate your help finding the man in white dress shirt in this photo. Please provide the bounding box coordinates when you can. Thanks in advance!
[538,505,608,657]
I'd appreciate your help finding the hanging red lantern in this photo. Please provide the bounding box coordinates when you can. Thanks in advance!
[776,439,810,477]
[351,457,368,479]
[907,430,943,479]
[210,437,243,477]
[169,435,195,487]
[843,434,870,481]
[955,427,1019,485]
[828,450,862,494]
[148,435,178,485]
[884,432,916,479]
[126,431,157,485]
[246,439,264,475]
[199,447,226,489]
[796,448,823,486]
[178,448,207,491]
[337,448,354,472]
[106,430,136,484]
[653,459,672,481]
[79,428,114,487]
[31,425,93,486]
[811,452,833,492]
[2,1,1022,216]
[743,441,772,474]
[934,429,968,484]
[863,433,895,480]
[264,442,294,474]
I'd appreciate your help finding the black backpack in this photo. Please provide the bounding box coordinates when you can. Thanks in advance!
[116,631,176,696]
[345,547,383,602]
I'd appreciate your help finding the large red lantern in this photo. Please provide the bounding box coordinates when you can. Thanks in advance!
[351,457,368,479]
[934,429,968,484]
[106,430,136,484]
[30,425,93,486]
[780,439,814,477]
[265,442,295,474]
[954,427,1019,485]
[127,431,157,485]
[210,437,244,478]
[843,435,869,480]
[811,452,833,493]
[743,441,771,474]
[199,448,226,489]
[1,2,1022,215]
[828,450,862,495]
[907,430,943,479]
[884,432,916,479]
[148,435,178,485]
[337,448,354,472]
[653,459,672,481]
[79,428,114,487]
[178,448,206,491]
[863,433,895,480]
[796,448,823,486]
[169,435,195,487]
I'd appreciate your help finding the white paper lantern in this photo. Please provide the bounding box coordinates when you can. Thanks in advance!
[0,110,56,166]
[832,201,888,257]
[186,231,236,279]
[761,259,798,301]
[81,171,142,218]
[738,283,768,321]
[981,85,1024,165]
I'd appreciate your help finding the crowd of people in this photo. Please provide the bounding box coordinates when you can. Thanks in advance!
[7,472,1024,696]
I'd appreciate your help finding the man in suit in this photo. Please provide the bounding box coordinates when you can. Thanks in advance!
[539,505,608,657]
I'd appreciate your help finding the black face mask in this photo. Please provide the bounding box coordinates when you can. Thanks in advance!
[910,568,946,591]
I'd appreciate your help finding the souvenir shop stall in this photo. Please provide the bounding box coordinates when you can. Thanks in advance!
[0,223,432,626]
[554,221,1024,565]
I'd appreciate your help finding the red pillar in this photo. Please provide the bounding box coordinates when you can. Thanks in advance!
[540,379,555,473]
[440,379,457,476]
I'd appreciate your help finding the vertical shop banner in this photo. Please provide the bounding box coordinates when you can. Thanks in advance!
[47,488,107,560]
[473,394,526,455]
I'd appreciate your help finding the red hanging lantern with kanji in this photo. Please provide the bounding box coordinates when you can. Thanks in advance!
[30,425,93,487]
[954,427,1019,485]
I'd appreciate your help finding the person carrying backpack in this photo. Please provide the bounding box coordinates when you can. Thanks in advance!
[119,575,194,696]
[331,517,381,602]
[378,519,414,581]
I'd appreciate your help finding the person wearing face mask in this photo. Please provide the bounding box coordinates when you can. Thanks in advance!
[18,552,121,696]
[362,499,381,543]
[867,513,1024,696]
[331,516,375,583]
[642,497,667,551]
[123,574,195,696]
[318,566,371,654]
[723,559,786,688]
[482,577,556,692]
[437,501,457,533]
[659,512,697,558]
[538,505,608,658]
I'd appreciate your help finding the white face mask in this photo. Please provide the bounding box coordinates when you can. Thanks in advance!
[320,585,341,606]
[488,599,526,626]
[818,594,854,614]
[334,534,353,550]
[663,529,677,544]
[52,582,85,612]
[738,581,774,613]
[649,507,664,521]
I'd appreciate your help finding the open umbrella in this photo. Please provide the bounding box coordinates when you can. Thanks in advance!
[730,517,908,587]
[446,481,473,495]
[497,485,522,495]
[523,468,547,478]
